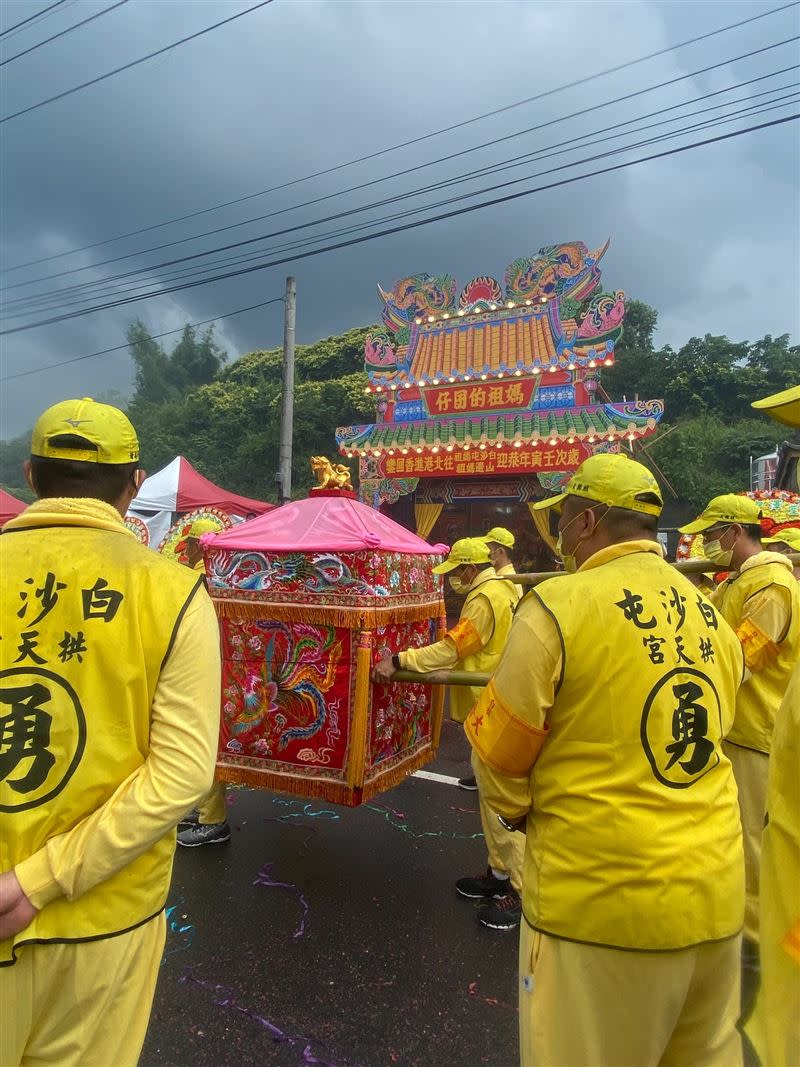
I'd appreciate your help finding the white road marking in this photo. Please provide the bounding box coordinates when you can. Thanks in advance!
[412,770,461,786]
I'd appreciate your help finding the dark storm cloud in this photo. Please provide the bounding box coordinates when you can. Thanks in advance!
[1,0,798,438]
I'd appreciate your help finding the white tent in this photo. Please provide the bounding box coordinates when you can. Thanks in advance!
[128,456,272,548]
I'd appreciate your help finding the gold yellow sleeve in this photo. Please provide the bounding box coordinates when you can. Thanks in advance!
[400,636,460,674]
[15,591,222,910]
[400,592,495,672]
[736,584,793,673]
[465,593,561,779]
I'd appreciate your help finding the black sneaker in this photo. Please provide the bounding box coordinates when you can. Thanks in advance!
[178,809,200,827]
[478,887,522,931]
[177,821,231,847]
[457,775,478,791]
[456,867,512,900]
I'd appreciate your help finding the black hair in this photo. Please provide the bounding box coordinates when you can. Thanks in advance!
[567,493,660,538]
[30,436,138,505]
[487,540,514,562]
[606,498,660,537]
[740,524,762,544]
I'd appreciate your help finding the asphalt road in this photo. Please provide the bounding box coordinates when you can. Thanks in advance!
[141,720,519,1067]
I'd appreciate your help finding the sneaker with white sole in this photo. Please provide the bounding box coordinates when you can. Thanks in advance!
[456,866,512,900]
[457,775,478,791]
[478,887,522,931]
[177,821,231,847]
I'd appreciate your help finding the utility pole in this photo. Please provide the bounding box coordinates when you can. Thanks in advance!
[277,276,296,504]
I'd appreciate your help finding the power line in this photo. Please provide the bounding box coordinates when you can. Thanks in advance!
[8,80,798,318]
[0,0,129,67]
[1,297,285,381]
[4,0,797,271]
[6,35,798,299]
[5,87,797,319]
[0,0,275,124]
[2,112,795,337]
[0,0,68,39]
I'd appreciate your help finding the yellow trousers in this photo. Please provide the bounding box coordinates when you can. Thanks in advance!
[0,911,165,1067]
[724,741,768,944]
[198,780,227,824]
[519,921,742,1067]
[471,750,525,892]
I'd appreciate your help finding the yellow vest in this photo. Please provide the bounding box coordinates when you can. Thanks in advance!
[0,500,204,962]
[746,661,800,1066]
[496,562,523,598]
[527,542,745,950]
[713,554,799,754]
[450,571,519,724]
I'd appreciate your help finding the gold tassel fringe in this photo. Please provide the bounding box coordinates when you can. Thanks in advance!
[212,598,443,627]
[214,739,439,807]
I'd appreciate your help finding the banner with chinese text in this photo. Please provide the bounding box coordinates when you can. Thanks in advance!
[383,442,593,479]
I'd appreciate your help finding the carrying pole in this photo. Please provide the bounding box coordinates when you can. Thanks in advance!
[503,552,800,588]
[277,276,296,504]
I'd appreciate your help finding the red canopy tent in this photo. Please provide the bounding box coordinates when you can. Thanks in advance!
[127,456,273,547]
[0,489,27,527]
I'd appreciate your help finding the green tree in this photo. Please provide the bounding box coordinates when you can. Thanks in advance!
[644,415,784,511]
[126,324,376,500]
[127,321,227,410]
[0,433,30,496]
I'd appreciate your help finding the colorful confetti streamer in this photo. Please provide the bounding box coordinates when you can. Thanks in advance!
[253,862,310,938]
[365,804,484,841]
[162,900,195,963]
[181,975,363,1067]
[273,798,341,821]
[468,981,517,1013]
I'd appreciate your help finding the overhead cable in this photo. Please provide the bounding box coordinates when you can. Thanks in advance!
[2,112,795,336]
[0,0,275,123]
[3,0,796,270]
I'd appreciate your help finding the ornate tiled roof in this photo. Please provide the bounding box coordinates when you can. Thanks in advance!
[405,307,613,383]
[366,305,617,391]
[337,400,664,457]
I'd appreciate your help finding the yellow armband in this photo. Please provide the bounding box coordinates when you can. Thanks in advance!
[447,617,483,658]
[465,678,548,776]
[783,918,800,966]
[737,618,780,673]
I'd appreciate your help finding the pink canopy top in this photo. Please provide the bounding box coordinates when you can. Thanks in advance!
[209,490,443,554]
[0,488,27,527]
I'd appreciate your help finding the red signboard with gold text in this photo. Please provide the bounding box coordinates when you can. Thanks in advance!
[384,442,593,479]
[423,377,543,416]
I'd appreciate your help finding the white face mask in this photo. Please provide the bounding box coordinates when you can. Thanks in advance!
[448,568,474,595]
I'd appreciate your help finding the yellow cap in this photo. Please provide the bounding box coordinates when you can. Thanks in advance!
[31,397,140,465]
[432,536,491,574]
[183,518,221,538]
[679,493,762,534]
[484,526,515,548]
[751,384,800,429]
[531,453,662,516]
[764,527,800,551]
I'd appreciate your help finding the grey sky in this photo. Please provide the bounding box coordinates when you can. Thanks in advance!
[1,0,798,440]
